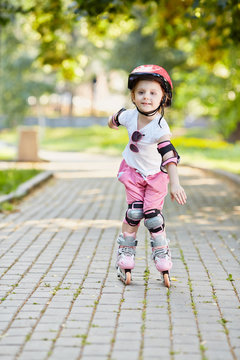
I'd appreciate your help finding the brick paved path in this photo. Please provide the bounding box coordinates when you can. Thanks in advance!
[0,153,239,360]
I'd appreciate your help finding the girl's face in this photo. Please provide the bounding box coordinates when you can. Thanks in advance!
[132,80,164,114]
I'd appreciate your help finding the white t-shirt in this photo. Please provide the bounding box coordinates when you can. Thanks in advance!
[118,108,171,177]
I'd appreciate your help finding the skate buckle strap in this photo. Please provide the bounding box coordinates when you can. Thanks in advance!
[150,235,168,248]
[152,246,169,260]
[118,247,136,256]
[117,235,138,247]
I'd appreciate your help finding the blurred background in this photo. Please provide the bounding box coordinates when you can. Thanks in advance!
[0,0,239,175]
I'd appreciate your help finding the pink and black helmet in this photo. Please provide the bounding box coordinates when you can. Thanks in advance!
[128,64,173,107]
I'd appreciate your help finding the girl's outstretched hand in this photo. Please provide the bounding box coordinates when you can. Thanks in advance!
[170,183,187,205]
[108,116,119,130]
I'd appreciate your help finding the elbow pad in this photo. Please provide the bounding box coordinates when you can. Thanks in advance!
[157,141,180,173]
[111,108,126,127]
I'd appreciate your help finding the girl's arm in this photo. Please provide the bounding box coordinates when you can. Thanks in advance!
[108,108,126,130]
[158,134,187,205]
[166,163,187,205]
[108,116,119,130]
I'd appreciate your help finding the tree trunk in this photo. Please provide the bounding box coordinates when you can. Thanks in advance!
[228,121,240,143]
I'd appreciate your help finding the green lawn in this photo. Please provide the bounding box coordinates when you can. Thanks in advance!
[0,169,41,195]
[0,147,16,160]
[41,126,128,154]
[172,131,240,175]
[0,126,239,175]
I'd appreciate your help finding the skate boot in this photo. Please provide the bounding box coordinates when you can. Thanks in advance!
[151,233,172,288]
[116,232,137,285]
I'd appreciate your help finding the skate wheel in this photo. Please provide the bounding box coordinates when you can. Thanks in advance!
[163,272,170,288]
[125,270,131,285]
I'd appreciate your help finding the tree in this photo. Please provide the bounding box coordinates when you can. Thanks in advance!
[2,1,239,64]
[1,0,239,139]
[0,20,54,126]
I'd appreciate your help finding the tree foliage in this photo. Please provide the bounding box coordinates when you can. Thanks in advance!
[0,18,55,126]
[1,0,239,65]
[0,0,239,139]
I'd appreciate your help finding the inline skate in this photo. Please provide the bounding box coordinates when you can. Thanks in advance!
[151,233,172,288]
[116,232,137,285]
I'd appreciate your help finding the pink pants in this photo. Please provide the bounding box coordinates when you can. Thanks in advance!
[117,160,169,214]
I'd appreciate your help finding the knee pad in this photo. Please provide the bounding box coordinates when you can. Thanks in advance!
[144,209,165,233]
[125,201,144,226]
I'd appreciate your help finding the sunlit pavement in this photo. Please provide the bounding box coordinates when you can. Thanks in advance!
[0,152,239,360]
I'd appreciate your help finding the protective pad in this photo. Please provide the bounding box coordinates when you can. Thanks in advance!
[157,141,180,173]
[125,201,144,226]
[144,209,165,233]
[112,108,126,127]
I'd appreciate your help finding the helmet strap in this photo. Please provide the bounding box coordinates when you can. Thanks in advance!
[134,95,166,117]
[135,104,161,117]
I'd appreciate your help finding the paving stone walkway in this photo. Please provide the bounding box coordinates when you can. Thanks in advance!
[0,152,239,360]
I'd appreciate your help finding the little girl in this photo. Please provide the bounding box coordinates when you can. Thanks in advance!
[108,64,187,287]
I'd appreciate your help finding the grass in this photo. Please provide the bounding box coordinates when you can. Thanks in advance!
[171,129,240,175]
[0,147,16,160]
[41,126,128,154]
[0,201,17,212]
[0,125,240,174]
[0,169,41,195]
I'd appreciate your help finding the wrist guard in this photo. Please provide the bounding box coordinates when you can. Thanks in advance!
[112,108,126,127]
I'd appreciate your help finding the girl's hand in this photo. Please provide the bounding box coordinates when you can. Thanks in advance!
[108,116,119,130]
[170,183,187,205]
